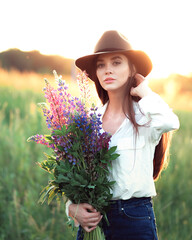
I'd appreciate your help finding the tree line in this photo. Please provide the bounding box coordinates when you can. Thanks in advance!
[0,49,74,75]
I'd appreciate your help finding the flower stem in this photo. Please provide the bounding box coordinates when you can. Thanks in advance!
[83,226,105,240]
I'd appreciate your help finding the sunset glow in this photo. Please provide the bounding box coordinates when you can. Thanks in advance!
[1,0,192,78]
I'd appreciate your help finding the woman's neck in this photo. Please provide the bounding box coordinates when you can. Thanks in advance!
[107,92,127,116]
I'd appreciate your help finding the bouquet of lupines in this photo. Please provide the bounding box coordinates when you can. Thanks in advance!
[27,71,119,240]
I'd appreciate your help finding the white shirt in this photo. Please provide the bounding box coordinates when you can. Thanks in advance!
[65,92,180,218]
[98,92,180,200]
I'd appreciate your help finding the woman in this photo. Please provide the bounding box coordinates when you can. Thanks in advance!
[67,30,179,240]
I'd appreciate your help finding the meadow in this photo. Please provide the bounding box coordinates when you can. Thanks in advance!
[0,69,191,240]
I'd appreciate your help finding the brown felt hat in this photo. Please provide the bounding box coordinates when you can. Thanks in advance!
[75,30,152,80]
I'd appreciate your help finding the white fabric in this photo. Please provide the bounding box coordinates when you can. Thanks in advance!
[98,92,180,200]
[65,92,179,216]
[65,199,80,227]
[65,199,72,217]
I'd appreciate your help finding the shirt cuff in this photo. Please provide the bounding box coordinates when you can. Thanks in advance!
[65,200,80,227]
[65,199,72,217]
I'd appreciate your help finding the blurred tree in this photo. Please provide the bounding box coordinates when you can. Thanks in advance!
[0,49,74,75]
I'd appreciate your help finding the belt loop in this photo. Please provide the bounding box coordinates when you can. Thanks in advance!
[118,200,124,214]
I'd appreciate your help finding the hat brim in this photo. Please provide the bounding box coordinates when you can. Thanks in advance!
[75,49,152,80]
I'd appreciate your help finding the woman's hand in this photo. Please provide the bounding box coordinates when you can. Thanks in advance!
[130,73,152,98]
[69,203,103,232]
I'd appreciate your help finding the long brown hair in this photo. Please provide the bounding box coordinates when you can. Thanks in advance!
[91,55,172,180]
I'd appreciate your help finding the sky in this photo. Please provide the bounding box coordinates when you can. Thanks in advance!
[1,0,192,78]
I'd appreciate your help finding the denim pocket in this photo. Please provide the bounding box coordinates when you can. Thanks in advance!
[122,203,151,220]
[103,200,158,240]
[121,202,157,239]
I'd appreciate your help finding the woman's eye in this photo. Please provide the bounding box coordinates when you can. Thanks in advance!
[96,63,104,69]
[113,61,121,66]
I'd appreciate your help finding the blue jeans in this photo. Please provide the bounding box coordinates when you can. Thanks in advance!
[76,197,158,240]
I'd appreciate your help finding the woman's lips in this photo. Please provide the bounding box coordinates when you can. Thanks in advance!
[104,77,115,83]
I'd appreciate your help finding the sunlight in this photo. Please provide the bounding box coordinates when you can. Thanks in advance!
[1,0,192,78]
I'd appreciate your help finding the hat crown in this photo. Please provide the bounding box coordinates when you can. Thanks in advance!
[94,30,133,53]
[75,30,152,78]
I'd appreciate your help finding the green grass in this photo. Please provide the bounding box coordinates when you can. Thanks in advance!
[0,86,191,240]
[154,111,192,240]
[0,87,76,240]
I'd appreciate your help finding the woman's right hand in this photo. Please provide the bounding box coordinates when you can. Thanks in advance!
[69,203,103,232]
[130,73,152,98]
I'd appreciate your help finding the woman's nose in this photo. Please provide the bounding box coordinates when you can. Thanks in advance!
[105,64,113,74]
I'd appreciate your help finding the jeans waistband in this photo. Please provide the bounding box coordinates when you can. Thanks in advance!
[109,197,151,208]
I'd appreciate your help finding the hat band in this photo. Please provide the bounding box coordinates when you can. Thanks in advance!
[94,48,126,53]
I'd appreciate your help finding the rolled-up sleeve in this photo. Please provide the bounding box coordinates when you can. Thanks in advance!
[65,199,72,218]
[65,200,80,227]
[138,92,180,143]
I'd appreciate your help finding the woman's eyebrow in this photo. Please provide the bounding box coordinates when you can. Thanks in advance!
[111,56,122,60]
[96,59,104,63]
[97,56,122,62]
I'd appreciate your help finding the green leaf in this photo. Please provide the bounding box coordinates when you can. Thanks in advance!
[61,125,66,134]
[37,159,56,173]
[57,145,64,151]
[71,179,81,187]
[87,185,95,189]
[67,217,76,233]
[38,185,55,204]
[43,152,56,160]
[56,174,70,183]
[109,181,116,186]
[38,188,48,204]
[110,153,120,160]
[47,186,58,204]
[74,173,88,185]
[44,135,53,141]
[52,130,63,136]
[107,146,117,154]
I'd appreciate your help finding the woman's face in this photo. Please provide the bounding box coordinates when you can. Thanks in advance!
[96,53,130,93]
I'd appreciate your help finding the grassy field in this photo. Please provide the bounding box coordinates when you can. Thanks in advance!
[153,110,192,239]
[0,70,191,239]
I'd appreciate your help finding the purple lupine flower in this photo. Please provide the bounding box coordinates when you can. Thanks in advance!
[28,71,112,168]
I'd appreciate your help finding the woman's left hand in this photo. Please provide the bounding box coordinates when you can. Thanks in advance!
[130,73,152,98]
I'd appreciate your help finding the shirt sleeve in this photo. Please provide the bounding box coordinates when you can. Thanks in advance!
[65,200,80,227]
[65,199,72,217]
[138,92,180,144]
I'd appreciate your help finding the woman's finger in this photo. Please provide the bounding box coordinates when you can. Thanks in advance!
[86,217,101,224]
[86,215,103,225]
[134,73,145,86]
[130,87,137,96]
[83,226,97,233]
[82,215,103,232]
[83,203,97,212]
